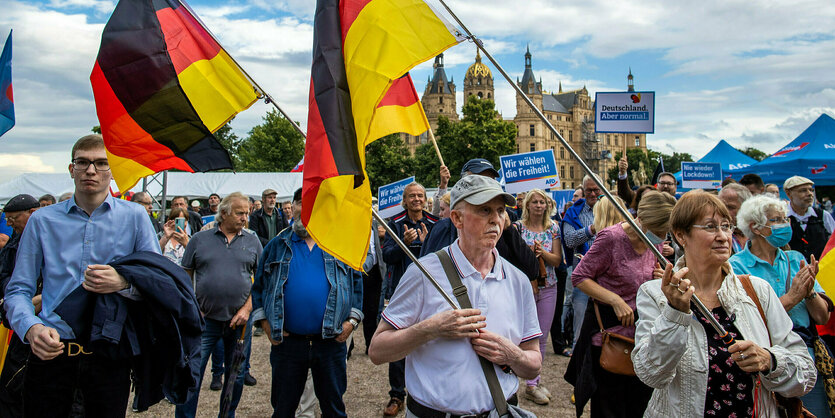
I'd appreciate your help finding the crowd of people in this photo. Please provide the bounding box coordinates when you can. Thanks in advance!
[0,134,833,417]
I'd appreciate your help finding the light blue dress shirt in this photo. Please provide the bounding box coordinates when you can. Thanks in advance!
[729,245,824,329]
[4,194,160,341]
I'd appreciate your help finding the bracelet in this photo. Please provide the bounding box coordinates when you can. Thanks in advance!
[806,292,818,300]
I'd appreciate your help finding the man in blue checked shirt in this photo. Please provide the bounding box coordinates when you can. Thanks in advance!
[4,134,159,417]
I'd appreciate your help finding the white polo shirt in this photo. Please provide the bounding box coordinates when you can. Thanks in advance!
[381,240,541,415]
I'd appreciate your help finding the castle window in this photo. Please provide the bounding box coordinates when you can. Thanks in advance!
[529,143,536,152]
[635,136,640,147]
[439,108,443,113]
[567,116,571,122]
[487,93,491,99]
[570,166,575,179]
[478,92,483,99]
[560,147,565,159]
[468,92,472,96]
[560,166,565,179]
[516,143,520,153]
[560,129,564,138]
[568,131,573,141]
[439,97,443,104]
[529,125,535,136]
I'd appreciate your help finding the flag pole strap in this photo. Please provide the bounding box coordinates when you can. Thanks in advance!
[372,209,458,310]
[434,0,724,335]
[175,0,307,138]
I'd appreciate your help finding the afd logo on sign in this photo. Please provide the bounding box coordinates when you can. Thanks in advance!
[773,142,809,157]
[825,144,835,149]
[728,163,751,170]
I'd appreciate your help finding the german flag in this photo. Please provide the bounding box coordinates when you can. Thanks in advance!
[91,0,258,192]
[302,0,463,270]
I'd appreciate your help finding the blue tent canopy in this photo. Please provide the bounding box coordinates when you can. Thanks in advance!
[728,114,835,186]
[674,139,757,188]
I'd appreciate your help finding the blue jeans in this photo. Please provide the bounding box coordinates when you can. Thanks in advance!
[175,317,253,418]
[571,287,589,349]
[269,335,347,418]
[211,340,224,377]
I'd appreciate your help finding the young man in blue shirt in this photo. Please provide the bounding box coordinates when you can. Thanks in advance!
[4,134,159,417]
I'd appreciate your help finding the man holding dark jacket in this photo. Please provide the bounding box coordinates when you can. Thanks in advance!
[4,134,160,417]
[249,188,288,246]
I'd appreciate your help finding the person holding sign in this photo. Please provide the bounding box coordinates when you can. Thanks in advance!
[513,189,563,405]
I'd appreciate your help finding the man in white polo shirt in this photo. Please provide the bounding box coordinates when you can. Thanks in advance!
[369,175,542,417]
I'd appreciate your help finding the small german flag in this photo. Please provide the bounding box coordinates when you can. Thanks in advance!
[91,0,259,192]
[302,0,463,270]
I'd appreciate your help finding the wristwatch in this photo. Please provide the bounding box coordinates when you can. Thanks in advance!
[348,318,359,329]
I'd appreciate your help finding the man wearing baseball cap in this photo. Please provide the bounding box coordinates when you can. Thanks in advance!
[784,176,834,261]
[249,188,287,247]
[369,175,542,417]
[0,194,40,416]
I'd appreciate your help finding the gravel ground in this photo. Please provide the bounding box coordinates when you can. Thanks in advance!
[130,331,585,417]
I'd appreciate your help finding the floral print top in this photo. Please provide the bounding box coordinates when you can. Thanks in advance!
[513,221,560,287]
[695,305,754,417]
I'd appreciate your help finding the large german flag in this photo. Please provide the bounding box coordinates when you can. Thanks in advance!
[302,0,463,270]
[91,0,258,192]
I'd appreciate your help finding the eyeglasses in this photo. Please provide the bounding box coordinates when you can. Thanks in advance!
[583,188,601,194]
[657,181,676,186]
[767,217,789,224]
[692,223,732,234]
[72,159,110,171]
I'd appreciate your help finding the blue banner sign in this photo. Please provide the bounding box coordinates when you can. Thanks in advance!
[681,162,722,190]
[499,150,560,194]
[377,176,415,218]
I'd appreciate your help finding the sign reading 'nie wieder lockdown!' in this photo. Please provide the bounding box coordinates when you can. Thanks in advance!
[377,176,415,218]
[681,162,722,190]
[499,150,560,194]
[595,91,655,134]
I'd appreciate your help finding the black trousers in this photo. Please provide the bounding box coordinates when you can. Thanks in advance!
[589,345,653,418]
[551,267,569,352]
[0,336,27,417]
[362,266,384,349]
[24,348,130,418]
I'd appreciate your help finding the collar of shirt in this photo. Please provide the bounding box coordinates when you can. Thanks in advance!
[448,239,505,281]
[65,193,115,215]
[213,226,243,237]
[737,244,788,270]
[290,231,314,244]
[788,205,816,221]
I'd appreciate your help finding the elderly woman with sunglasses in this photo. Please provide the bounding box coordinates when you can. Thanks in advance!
[633,191,815,417]
[729,195,832,417]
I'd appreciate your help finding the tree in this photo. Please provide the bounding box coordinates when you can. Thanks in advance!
[91,125,101,134]
[213,120,242,169]
[738,146,768,161]
[413,96,516,186]
[236,110,305,172]
[365,134,415,194]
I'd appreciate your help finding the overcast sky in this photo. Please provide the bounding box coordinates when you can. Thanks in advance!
[1,0,833,182]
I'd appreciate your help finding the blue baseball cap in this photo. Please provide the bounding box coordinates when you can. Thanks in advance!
[460,158,499,179]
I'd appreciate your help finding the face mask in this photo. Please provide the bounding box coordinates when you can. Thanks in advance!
[645,229,665,246]
[764,223,792,248]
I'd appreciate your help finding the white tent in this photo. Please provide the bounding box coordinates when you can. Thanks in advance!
[0,172,303,204]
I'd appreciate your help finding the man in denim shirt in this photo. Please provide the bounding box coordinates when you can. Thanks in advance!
[251,188,363,418]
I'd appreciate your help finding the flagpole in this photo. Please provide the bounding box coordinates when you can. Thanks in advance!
[175,0,307,138]
[180,0,458,307]
[372,210,457,309]
[434,0,727,337]
[427,128,445,166]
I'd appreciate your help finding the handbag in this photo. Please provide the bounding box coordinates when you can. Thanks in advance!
[738,274,815,418]
[435,250,536,418]
[594,301,636,376]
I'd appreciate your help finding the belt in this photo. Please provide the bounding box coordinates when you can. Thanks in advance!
[284,332,325,341]
[61,340,93,357]
[406,394,518,418]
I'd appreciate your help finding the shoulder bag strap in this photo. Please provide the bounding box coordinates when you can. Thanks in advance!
[435,249,509,417]
[594,300,606,332]
[739,274,773,346]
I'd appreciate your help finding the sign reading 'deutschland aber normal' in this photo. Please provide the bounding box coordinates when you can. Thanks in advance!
[377,176,415,218]
[681,162,722,190]
[595,91,655,133]
[500,150,560,194]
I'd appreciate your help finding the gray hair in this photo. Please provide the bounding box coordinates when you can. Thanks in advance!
[581,175,594,187]
[736,194,787,239]
[216,192,249,223]
[719,183,752,205]
[400,182,426,209]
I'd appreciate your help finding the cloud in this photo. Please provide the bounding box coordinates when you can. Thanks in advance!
[47,0,114,14]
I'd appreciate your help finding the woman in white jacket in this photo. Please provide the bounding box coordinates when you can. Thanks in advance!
[633,190,815,417]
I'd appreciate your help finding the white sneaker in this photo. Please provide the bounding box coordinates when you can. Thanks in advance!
[538,384,552,400]
[525,385,550,405]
